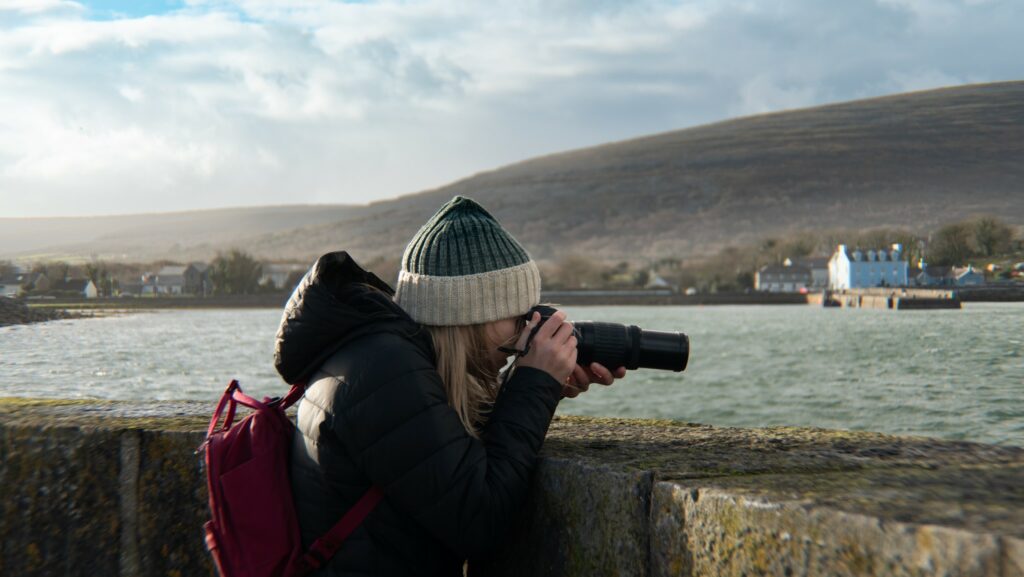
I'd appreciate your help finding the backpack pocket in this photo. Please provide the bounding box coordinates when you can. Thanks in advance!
[218,451,297,577]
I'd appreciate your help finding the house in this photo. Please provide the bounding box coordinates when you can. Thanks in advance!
[155,266,187,295]
[756,263,812,293]
[26,273,50,292]
[644,273,673,290]
[50,278,98,298]
[260,263,308,291]
[784,257,829,289]
[147,264,210,295]
[954,265,985,286]
[917,265,953,286]
[829,244,909,290]
[185,263,210,295]
[139,273,159,296]
[0,273,26,297]
[2,272,52,296]
[916,261,986,287]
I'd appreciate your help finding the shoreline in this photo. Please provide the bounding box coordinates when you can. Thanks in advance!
[23,293,292,310]
[10,285,1023,323]
[24,291,810,311]
[0,297,87,327]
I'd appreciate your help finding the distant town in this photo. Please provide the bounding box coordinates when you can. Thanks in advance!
[756,245,1008,293]
[0,216,1021,304]
[0,249,304,300]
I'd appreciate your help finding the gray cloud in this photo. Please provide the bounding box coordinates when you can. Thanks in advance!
[1,0,1022,216]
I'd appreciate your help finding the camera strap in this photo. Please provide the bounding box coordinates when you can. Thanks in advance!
[497,322,543,360]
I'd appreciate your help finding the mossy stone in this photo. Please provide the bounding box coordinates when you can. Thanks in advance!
[0,424,122,576]
[3,402,1023,577]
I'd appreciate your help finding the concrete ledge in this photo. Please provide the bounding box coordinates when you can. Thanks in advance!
[1,400,1022,577]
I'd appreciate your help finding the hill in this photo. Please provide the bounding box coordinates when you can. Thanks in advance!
[0,205,362,263]
[3,81,1022,265]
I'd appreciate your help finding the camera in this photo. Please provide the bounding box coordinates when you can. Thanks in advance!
[524,305,689,372]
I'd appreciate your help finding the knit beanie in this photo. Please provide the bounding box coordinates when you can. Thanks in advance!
[394,196,542,326]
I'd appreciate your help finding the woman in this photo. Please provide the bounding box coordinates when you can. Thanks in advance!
[274,196,625,576]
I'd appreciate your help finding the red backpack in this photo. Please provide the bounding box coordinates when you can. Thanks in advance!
[201,380,383,577]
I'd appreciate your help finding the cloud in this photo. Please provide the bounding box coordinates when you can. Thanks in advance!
[1,0,1022,216]
[884,69,971,94]
[118,85,144,102]
[0,0,83,15]
[736,75,820,116]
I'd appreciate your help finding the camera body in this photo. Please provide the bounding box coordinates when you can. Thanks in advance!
[525,305,689,372]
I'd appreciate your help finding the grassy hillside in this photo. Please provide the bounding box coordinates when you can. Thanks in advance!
[4,81,1022,265]
[251,80,1024,265]
[0,205,362,263]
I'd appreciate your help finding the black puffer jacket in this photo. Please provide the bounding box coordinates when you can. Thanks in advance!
[274,252,562,577]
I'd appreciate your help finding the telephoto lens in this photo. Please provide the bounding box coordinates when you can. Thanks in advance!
[527,305,689,372]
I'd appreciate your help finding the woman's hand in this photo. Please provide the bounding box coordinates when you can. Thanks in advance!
[562,363,627,399]
[514,310,578,384]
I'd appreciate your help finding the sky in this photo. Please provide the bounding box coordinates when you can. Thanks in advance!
[0,0,1022,217]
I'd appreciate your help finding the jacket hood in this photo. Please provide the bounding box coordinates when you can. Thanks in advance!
[274,251,427,385]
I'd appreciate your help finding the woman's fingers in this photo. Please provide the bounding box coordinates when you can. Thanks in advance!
[587,363,627,385]
[588,363,612,385]
[561,364,629,401]
[551,318,575,342]
[535,313,576,360]
[524,311,574,348]
[517,310,576,383]
[515,312,540,350]
[561,372,588,398]
[535,310,566,340]
[569,364,589,388]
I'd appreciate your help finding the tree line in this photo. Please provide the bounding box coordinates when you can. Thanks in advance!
[3,249,305,298]
[4,216,1018,297]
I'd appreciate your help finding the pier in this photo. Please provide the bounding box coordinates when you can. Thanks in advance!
[809,288,963,310]
[1,399,1021,576]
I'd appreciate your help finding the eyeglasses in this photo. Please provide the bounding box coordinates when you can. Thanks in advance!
[497,316,531,357]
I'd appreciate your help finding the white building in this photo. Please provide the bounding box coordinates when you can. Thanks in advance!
[51,278,98,298]
[260,263,308,290]
[829,244,908,290]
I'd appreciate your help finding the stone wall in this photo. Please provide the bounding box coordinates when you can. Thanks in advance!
[1,399,1021,577]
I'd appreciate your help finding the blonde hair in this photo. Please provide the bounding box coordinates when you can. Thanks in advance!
[426,323,505,437]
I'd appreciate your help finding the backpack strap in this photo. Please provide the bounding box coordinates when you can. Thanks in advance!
[206,379,243,439]
[278,382,307,410]
[286,485,385,577]
[205,381,303,443]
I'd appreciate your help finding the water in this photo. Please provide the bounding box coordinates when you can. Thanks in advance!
[1,304,1021,446]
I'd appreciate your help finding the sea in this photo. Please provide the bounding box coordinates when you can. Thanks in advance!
[1,304,1021,446]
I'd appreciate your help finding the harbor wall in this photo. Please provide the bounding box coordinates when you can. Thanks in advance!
[810,288,962,310]
[1,399,1021,577]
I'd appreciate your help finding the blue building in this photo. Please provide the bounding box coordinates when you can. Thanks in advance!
[828,244,909,289]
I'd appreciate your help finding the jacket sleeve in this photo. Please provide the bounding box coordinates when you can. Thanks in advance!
[334,359,561,560]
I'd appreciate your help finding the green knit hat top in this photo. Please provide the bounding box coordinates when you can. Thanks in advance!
[395,196,541,326]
